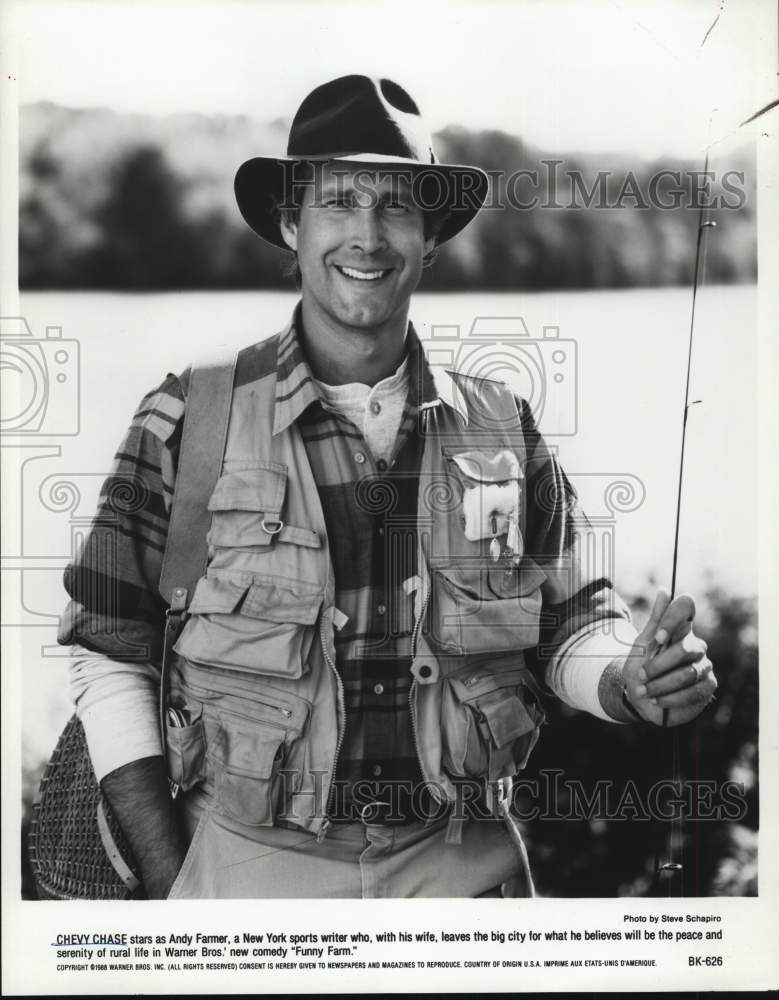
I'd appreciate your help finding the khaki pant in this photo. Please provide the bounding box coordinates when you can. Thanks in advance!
[167,791,533,899]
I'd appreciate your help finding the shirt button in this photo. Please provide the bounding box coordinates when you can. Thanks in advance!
[376,459,388,472]
[378,526,385,537]
[372,764,383,777]
[377,603,387,616]
[370,400,382,415]
[354,451,366,464]
[373,683,384,695]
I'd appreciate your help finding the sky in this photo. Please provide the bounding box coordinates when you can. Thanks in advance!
[9,0,775,158]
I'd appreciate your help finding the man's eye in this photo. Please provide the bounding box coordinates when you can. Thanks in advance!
[383,200,408,213]
[322,198,350,209]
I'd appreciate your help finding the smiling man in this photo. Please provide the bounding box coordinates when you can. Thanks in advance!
[59,75,717,899]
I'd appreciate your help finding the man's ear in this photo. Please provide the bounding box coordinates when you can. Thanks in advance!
[279,215,298,253]
[423,235,437,258]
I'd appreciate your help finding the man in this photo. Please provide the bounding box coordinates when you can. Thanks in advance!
[60,75,717,899]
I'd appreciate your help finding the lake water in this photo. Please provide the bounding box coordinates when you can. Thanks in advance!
[5,284,758,764]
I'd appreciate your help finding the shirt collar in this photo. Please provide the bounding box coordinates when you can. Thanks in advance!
[272,302,441,435]
[272,304,322,435]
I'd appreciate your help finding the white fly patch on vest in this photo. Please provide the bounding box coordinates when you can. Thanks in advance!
[450,449,523,557]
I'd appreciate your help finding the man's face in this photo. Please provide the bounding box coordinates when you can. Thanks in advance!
[280,164,435,334]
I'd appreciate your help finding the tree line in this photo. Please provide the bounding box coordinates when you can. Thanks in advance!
[19,104,756,291]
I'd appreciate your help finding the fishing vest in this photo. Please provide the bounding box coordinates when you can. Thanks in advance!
[165,337,547,839]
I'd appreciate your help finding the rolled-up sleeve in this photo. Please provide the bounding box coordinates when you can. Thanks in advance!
[519,398,636,717]
[69,646,162,779]
[58,371,188,771]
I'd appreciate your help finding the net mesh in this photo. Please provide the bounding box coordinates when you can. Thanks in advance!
[28,714,143,900]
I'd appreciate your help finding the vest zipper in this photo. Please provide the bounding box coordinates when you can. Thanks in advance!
[318,612,344,842]
[411,406,433,787]
[407,681,422,780]
[409,405,433,783]
[410,586,430,660]
[178,680,294,720]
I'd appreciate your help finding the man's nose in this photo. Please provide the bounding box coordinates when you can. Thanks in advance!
[348,208,387,254]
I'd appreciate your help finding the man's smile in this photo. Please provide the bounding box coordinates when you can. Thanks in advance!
[334,264,393,283]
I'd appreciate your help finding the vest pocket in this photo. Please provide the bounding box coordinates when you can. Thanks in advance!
[172,668,312,827]
[441,665,545,781]
[430,560,547,656]
[208,464,286,547]
[165,705,206,793]
[444,447,523,547]
[209,713,285,827]
[173,574,323,679]
[207,465,321,550]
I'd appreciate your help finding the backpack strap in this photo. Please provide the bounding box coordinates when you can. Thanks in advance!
[159,348,237,605]
[157,347,237,755]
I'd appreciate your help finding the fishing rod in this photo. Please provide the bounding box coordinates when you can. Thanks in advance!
[649,82,779,895]
[650,148,716,897]
[640,0,779,887]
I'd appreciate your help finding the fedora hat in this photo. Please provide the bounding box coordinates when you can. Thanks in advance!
[234,74,489,250]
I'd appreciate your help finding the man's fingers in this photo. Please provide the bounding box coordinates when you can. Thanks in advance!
[641,655,711,698]
[654,593,696,647]
[638,587,671,644]
[651,671,717,710]
[641,632,708,682]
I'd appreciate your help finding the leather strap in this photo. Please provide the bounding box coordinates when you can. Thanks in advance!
[159,588,189,753]
[158,347,237,605]
[157,347,237,773]
[96,798,141,891]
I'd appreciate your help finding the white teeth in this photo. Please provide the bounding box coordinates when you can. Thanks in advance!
[338,266,388,281]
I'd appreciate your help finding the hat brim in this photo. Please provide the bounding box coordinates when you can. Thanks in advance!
[234,154,489,251]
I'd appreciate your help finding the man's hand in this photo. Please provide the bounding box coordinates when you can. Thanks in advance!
[621,588,717,726]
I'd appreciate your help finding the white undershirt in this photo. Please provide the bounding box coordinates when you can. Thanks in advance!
[314,354,410,465]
